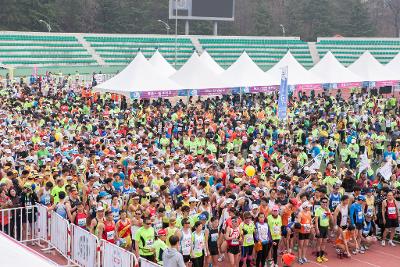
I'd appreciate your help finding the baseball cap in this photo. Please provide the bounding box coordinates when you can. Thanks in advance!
[96,206,104,212]
[358,195,366,201]
[198,214,207,221]
[252,204,259,210]
[157,229,167,236]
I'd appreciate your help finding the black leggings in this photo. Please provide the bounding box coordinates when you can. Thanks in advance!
[191,255,204,267]
[272,239,280,264]
[256,242,271,267]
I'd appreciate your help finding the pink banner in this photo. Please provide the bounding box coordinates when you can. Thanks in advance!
[249,86,279,93]
[140,90,179,99]
[295,84,322,90]
[375,80,398,87]
[336,82,362,89]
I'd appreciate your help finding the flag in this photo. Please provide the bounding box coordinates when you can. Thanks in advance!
[378,160,392,181]
[309,152,325,171]
[358,151,370,173]
[277,66,288,120]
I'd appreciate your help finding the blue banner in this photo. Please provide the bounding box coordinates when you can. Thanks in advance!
[277,66,288,120]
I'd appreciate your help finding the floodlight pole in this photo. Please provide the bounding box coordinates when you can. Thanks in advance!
[39,19,51,32]
[175,0,178,67]
[157,20,171,35]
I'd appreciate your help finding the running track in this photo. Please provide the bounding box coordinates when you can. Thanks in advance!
[27,240,400,267]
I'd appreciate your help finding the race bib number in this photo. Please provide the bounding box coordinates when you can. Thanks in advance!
[78,218,86,227]
[388,207,396,215]
[211,233,218,242]
[106,231,114,240]
[245,234,253,244]
[273,226,280,235]
[357,211,363,220]
[146,239,154,247]
[231,239,239,245]
[303,224,311,232]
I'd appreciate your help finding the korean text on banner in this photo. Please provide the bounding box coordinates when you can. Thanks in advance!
[103,240,137,267]
[277,66,289,120]
[71,224,98,267]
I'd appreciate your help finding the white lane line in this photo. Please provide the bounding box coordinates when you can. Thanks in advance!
[350,257,382,267]
[370,250,400,260]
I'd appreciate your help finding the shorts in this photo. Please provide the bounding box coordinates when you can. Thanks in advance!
[209,246,219,256]
[228,245,240,255]
[316,226,328,239]
[299,233,310,240]
[241,245,253,257]
[385,218,399,228]
[281,225,293,238]
[355,223,363,230]
[183,255,191,263]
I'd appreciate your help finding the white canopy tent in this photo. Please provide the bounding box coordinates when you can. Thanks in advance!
[348,51,398,81]
[199,50,224,75]
[94,52,182,96]
[213,51,272,88]
[170,52,220,89]
[148,50,176,78]
[384,52,400,80]
[265,51,323,86]
[310,51,363,83]
[0,232,58,267]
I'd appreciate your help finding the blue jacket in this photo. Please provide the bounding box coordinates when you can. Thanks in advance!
[350,202,364,225]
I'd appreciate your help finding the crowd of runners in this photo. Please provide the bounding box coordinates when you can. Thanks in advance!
[0,73,399,267]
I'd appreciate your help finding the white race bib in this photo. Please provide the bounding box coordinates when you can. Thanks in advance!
[303,224,311,232]
[388,207,396,215]
[245,234,253,244]
[273,225,280,235]
[106,231,114,240]
[78,218,86,227]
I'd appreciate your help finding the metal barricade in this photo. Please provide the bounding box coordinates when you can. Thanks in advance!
[140,257,162,267]
[70,223,99,267]
[101,240,137,267]
[0,206,39,243]
[50,211,70,258]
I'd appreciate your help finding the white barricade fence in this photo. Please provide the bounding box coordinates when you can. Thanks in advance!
[71,223,99,267]
[102,240,138,267]
[36,204,49,241]
[50,211,70,257]
[0,205,40,243]
[140,257,162,267]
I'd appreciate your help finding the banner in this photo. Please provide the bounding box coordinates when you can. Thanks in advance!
[71,224,98,267]
[378,160,392,181]
[102,241,136,267]
[277,66,288,120]
[309,152,325,171]
[358,152,370,174]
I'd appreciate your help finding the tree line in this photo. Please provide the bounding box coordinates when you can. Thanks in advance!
[0,0,399,40]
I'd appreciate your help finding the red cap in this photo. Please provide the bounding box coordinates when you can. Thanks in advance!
[158,229,167,236]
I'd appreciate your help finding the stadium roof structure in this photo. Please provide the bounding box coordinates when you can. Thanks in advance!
[265,51,323,86]
[170,52,221,89]
[213,51,272,88]
[310,51,363,84]
[199,50,224,75]
[94,52,182,96]
[348,51,398,82]
[384,52,400,80]
[148,50,176,78]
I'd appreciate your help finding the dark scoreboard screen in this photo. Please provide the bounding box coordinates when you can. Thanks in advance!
[170,0,235,21]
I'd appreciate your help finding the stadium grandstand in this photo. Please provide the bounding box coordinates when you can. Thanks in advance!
[0,31,400,76]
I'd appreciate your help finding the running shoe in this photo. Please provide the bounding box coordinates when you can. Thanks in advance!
[298,258,304,265]
[381,240,386,246]
[302,257,308,263]
[322,255,328,262]
[217,254,224,262]
[388,240,397,247]
[316,256,323,263]
[359,249,365,254]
